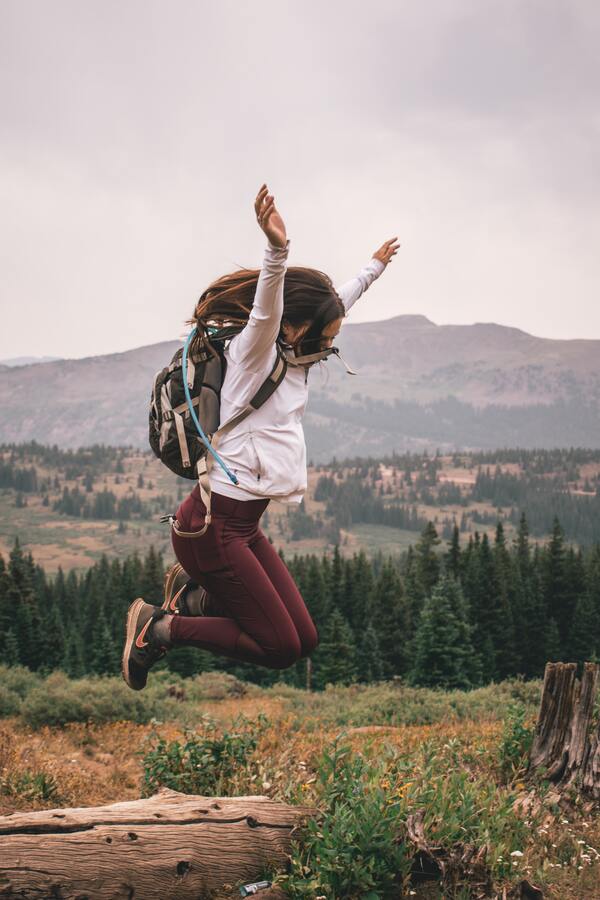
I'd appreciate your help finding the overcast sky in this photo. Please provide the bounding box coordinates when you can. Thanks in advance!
[1,0,599,359]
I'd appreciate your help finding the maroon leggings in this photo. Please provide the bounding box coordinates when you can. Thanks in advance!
[170,486,319,669]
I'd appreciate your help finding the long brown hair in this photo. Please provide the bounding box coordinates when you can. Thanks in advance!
[188,266,345,354]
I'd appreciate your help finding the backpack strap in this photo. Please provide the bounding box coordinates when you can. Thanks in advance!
[285,346,357,375]
[171,345,288,538]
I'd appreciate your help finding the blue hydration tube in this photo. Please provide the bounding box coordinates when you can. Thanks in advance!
[182,327,239,485]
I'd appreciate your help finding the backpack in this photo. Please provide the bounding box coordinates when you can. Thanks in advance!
[149,324,353,536]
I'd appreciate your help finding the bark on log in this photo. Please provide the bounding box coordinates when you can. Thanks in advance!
[0,787,316,899]
[528,661,600,801]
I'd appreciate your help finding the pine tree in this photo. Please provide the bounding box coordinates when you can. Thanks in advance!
[39,599,66,674]
[402,546,424,641]
[445,524,461,579]
[408,575,474,690]
[370,559,410,677]
[568,591,598,665]
[543,518,570,648]
[62,627,86,678]
[447,573,481,687]
[121,553,142,609]
[564,547,586,654]
[303,556,330,629]
[514,513,531,580]
[492,522,519,678]
[314,609,357,688]
[463,531,518,682]
[461,533,496,681]
[586,546,600,654]
[0,554,11,649]
[544,617,562,663]
[167,646,212,678]
[345,550,374,632]
[512,514,535,675]
[415,522,441,597]
[7,539,38,668]
[513,567,547,678]
[479,634,496,684]
[356,623,384,683]
[328,545,346,616]
[140,546,164,605]
[63,569,81,624]
[90,605,121,675]
[4,628,20,666]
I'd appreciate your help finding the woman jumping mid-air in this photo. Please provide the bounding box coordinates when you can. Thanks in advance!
[122,183,399,690]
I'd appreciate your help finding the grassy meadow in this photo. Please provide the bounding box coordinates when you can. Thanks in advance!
[5,444,599,574]
[1,666,598,899]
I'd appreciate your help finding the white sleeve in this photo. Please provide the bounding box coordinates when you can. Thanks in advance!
[335,257,385,314]
[228,239,290,370]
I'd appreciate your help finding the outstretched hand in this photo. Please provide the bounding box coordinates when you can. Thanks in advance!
[255,184,287,249]
[373,237,400,267]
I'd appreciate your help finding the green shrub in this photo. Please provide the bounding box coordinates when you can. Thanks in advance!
[140,713,268,797]
[274,733,412,898]
[20,672,165,727]
[276,730,541,897]
[267,678,542,728]
[1,769,60,803]
[497,702,535,782]
[0,665,42,699]
[183,670,259,702]
[0,685,21,717]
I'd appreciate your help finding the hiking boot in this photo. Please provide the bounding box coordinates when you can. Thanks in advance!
[162,562,211,616]
[163,562,189,609]
[122,598,172,691]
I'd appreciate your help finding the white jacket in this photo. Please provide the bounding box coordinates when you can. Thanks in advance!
[208,240,385,503]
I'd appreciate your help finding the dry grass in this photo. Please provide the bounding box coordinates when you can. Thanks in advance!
[1,687,599,899]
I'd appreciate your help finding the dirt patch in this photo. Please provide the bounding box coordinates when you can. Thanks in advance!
[69,533,112,550]
[23,544,97,570]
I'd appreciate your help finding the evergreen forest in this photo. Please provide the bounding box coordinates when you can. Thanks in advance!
[1,512,598,691]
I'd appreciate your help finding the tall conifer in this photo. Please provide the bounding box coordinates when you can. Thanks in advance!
[315,609,357,688]
[370,559,410,676]
[543,518,570,646]
[409,575,474,689]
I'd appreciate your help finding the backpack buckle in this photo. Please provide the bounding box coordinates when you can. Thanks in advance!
[163,409,174,422]
[192,346,214,363]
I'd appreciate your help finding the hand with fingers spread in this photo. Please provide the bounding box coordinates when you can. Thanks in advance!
[373,237,401,267]
[254,183,287,250]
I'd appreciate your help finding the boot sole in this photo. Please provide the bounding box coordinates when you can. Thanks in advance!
[122,597,146,690]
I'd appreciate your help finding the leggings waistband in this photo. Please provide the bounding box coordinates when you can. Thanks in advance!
[189,485,270,521]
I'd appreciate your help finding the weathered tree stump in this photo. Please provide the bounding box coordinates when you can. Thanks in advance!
[528,661,600,801]
[0,787,316,899]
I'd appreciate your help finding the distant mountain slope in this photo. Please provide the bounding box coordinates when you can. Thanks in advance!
[317,315,600,407]
[0,341,180,447]
[1,317,599,457]
[0,356,62,367]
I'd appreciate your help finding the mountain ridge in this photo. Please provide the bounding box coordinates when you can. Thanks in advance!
[1,315,599,457]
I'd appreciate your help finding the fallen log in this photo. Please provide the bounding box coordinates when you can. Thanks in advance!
[528,661,600,803]
[0,787,316,899]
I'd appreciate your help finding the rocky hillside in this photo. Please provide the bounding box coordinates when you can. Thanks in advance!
[1,316,599,459]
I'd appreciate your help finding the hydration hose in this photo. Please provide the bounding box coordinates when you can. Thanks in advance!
[181,327,239,485]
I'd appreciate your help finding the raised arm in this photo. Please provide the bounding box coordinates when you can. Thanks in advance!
[228,185,289,369]
[336,237,400,314]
